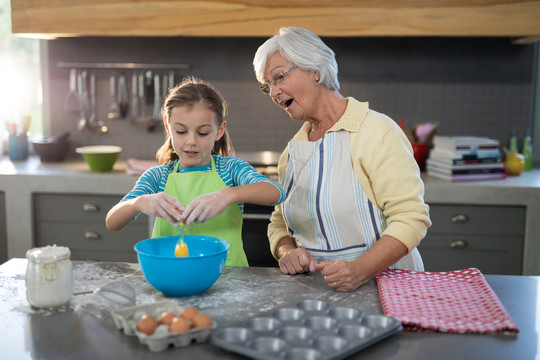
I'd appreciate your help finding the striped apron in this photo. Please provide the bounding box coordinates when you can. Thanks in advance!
[281,130,423,270]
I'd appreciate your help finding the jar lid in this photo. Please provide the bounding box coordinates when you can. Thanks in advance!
[26,245,71,262]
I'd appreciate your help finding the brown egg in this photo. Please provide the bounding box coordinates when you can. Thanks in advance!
[159,311,177,325]
[181,306,199,321]
[192,313,213,329]
[137,314,158,335]
[169,316,190,333]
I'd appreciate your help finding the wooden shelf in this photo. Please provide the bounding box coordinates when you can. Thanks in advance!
[11,0,540,41]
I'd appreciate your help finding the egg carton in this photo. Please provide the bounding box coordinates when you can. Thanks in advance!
[111,299,216,352]
[211,299,402,360]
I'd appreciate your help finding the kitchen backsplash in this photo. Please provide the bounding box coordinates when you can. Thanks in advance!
[43,36,534,160]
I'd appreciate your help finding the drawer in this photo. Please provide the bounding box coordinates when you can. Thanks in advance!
[418,234,523,275]
[34,194,123,222]
[35,222,148,252]
[428,204,525,236]
[0,192,6,264]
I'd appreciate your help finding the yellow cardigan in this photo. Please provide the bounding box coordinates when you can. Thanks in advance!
[267,97,431,258]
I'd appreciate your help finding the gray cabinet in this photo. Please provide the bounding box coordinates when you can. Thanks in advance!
[33,193,149,262]
[0,193,6,264]
[418,204,525,275]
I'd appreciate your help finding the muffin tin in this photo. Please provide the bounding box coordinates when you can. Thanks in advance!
[111,300,216,352]
[211,299,401,360]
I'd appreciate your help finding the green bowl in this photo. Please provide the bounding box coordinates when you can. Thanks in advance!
[76,145,122,172]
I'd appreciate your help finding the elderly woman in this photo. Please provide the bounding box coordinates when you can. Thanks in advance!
[253,27,431,292]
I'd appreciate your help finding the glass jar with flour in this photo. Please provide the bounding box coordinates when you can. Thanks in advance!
[26,245,73,309]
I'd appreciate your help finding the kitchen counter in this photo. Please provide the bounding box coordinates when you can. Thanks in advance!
[1,258,538,359]
[1,156,540,274]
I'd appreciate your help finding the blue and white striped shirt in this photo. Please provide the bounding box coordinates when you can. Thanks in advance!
[122,155,286,214]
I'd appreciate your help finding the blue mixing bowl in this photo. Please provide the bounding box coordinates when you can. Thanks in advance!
[134,235,230,297]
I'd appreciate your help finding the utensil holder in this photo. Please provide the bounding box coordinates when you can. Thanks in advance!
[9,133,29,161]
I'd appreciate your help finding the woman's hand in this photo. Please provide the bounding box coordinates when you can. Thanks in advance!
[314,260,367,292]
[313,235,409,292]
[278,247,317,275]
[137,193,185,225]
[181,189,232,225]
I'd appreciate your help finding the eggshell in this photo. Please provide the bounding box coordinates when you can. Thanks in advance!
[192,313,213,329]
[181,306,199,321]
[137,314,158,335]
[170,317,190,333]
[159,311,177,325]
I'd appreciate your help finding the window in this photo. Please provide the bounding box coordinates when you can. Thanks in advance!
[0,0,42,154]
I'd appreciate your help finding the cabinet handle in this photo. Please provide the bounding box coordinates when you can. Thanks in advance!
[83,201,100,212]
[243,213,271,220]
[450,239,468,249]
[84,231,101,240]
[451,213,469,223]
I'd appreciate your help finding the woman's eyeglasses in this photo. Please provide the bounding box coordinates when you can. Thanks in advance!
[259,65,297,95]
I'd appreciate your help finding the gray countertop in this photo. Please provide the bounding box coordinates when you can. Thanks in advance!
[1,258,538,360]
[1,156,540,274]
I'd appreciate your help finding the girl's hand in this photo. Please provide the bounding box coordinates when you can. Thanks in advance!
[278,248,317,275]
[313,260,368,292]
[181,189,231,225]
[137,193,185,225]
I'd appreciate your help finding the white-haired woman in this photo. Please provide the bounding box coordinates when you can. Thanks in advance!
[253,27,431,292]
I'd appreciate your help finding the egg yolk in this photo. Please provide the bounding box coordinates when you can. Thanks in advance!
[174,243,189,257]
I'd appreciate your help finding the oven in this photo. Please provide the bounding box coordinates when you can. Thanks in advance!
[238,151,281,267]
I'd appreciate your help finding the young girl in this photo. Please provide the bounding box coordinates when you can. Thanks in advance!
[106,76,286,266]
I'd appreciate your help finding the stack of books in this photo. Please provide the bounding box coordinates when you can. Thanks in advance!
[426,136,507,182]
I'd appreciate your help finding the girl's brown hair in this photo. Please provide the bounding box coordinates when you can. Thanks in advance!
[156,76,234,164]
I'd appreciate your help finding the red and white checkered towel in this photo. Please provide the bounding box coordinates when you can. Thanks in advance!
[376,268,519,335]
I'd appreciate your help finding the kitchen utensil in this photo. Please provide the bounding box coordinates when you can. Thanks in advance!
[134,235,230,297]
[118,74,129,118]
[76,145,122,172]
[76,71,89,131]
[168,71,175,89]
[64,69,80,113]
[174,221,189,257]
[138,72,146,117]
[414,122,438,144]
[22,115,31,133]
[148,74,161,132]
[130,72,139,123]
[212,299,402,360]
[107,74,121,120]
[397,119,416,143]
[88,73,108,134]
[92,280,136,308]
[162,73,168,98]
[145,70,154,104]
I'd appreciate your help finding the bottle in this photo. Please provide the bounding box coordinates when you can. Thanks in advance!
[522,136,533,171]
[508,135,518,154]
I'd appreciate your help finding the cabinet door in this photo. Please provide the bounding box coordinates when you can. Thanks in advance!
[34,193,149,262]
[0,193,6,264]
[418,234,522,275]
[420,204,525,275]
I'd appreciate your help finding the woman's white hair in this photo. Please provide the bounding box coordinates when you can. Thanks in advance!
[253,27,340,91]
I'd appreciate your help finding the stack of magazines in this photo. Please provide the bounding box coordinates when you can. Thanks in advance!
[426,136,506,182]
